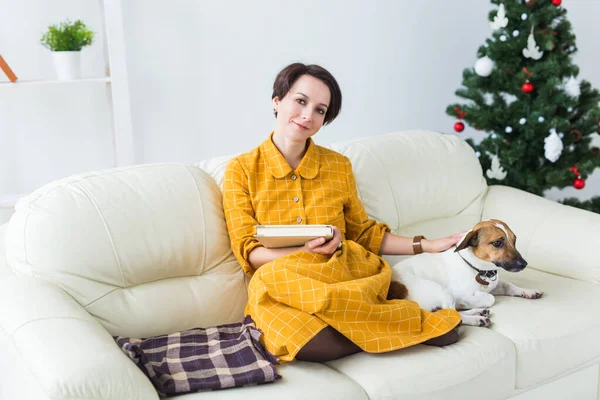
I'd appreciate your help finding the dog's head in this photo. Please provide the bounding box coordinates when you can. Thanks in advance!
[454,219,527,272]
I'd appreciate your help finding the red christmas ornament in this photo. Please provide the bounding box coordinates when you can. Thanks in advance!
[552,0,562,6]
[453,107,467,133]
[569,166,585,189]
[522,82,534,93]
[573,178,585,189]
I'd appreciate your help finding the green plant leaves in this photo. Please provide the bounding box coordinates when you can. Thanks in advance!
[40,19,94,51]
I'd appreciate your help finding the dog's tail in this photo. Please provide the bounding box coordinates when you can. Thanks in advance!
[387,280,409,300]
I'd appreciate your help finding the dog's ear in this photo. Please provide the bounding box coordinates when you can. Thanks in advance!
[454,229,479,252]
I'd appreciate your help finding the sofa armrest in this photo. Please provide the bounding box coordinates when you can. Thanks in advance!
[482,185,600,284]
[0,276,158,400]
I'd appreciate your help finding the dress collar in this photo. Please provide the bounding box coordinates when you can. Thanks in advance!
[260,132,319,179]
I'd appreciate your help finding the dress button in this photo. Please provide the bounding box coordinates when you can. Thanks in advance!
[296,217,302,223]
[291,174,297,180]
[293,196,299,202]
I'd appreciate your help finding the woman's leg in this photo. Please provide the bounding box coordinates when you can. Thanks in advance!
[296,326,362,362]
[296,325,459,362]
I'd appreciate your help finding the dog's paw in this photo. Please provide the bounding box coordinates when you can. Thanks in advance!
[516,289,543,299]
[460,308,490,317]
[458,312,492,327]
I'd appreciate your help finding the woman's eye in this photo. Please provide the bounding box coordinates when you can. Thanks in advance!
[317,109,325,115]
[296,99,306,105]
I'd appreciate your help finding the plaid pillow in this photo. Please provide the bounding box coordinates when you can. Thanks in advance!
[114,316,281,397]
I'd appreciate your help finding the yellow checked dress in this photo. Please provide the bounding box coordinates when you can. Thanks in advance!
[222,133,461,362]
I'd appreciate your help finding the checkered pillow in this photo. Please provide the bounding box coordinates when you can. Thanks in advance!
[115,316,280,397]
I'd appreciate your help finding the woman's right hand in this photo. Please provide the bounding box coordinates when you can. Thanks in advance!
[303,226,342,255]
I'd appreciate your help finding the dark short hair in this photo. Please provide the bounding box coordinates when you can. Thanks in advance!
[272,63,342,125]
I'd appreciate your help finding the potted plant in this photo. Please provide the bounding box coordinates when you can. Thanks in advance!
[40,19,94,81]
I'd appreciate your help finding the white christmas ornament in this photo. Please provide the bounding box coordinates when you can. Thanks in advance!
[505,126,513,133]
[522,31,544,60]
[500,35,507,42]
[538,116,545,122]
[550,17,562,29]
[521,13,528,21]
[564,76,581,98]
[486,154,507,180]
[483,93,494,105]
[501,92,518,105]
[567,107,573,112]
[544,131,563,163]
[491,4,509,30]
[476,151,482,157]
[475,57,495,77]
[491,134,497,139]
[519,118,527,125]
[513,30,520,37]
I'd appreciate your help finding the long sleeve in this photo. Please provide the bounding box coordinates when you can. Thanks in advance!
[343,157,390,255]
[222,158,263,276]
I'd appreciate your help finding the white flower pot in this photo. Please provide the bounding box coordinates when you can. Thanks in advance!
[52,51,81,80]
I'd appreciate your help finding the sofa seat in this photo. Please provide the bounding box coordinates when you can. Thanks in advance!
[490,267,600,389]
[177,362,368,400]
[325,326,516,400]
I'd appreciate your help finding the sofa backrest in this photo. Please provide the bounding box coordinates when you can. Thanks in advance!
[4,130,487,338]
[328,131,487,264]
[199,131,487,255]
[5,165,247,338]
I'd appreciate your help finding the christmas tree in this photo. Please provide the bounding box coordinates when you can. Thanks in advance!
[447,0,600,213]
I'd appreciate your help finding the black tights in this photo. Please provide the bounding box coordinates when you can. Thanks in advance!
[295,326,459,362]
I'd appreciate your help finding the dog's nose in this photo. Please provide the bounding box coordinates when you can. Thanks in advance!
[516,259,528,269]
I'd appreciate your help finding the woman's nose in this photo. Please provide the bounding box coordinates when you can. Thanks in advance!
[301,109,312,120]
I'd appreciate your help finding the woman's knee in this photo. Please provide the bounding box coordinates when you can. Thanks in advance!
[296,326,361,362]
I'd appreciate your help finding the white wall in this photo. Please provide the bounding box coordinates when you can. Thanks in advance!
[0,0,114,224]
[1,0,599,225]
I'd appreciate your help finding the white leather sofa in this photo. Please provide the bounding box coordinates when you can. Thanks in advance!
[1,130,600,400]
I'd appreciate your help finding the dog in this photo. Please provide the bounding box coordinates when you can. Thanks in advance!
[388,219,543,326]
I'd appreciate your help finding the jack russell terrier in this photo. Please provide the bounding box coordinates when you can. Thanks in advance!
[389,219,544,326]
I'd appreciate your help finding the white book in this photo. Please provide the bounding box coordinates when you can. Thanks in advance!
[254,224,334,248]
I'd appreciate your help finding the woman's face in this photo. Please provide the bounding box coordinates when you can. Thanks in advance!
[273,74,331,142]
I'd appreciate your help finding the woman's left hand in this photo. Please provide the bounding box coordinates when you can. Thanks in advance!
[422,232,466,253]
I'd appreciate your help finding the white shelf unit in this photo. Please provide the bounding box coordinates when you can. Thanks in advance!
[0,77,111,86]
[0,0,133,211]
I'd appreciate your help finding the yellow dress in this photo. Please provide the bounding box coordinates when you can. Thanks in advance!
[222,132,461,362]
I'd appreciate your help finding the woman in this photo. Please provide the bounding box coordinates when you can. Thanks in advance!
[223,62,463,363]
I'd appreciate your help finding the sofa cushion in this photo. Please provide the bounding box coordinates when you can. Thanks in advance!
[490,267,600,389]
[325,326,516,400]
[4,164,247,338]
[328,130,487,232]
[176,361,368,400]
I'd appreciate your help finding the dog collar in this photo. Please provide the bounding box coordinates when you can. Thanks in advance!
[457,251,498,286]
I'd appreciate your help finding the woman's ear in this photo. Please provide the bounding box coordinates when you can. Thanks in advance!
[272,97,280,113]
[454,229,479,252]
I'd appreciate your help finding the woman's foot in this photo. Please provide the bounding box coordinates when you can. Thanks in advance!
[423,327,460,347]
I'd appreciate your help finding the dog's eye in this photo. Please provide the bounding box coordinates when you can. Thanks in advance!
[492,240,503,248]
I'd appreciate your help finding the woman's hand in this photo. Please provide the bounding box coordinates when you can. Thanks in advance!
[303,226,342,255]
[422,232,466,253]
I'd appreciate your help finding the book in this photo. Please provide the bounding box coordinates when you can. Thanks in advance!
[254,224,334,248]
[0,55,18,82]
